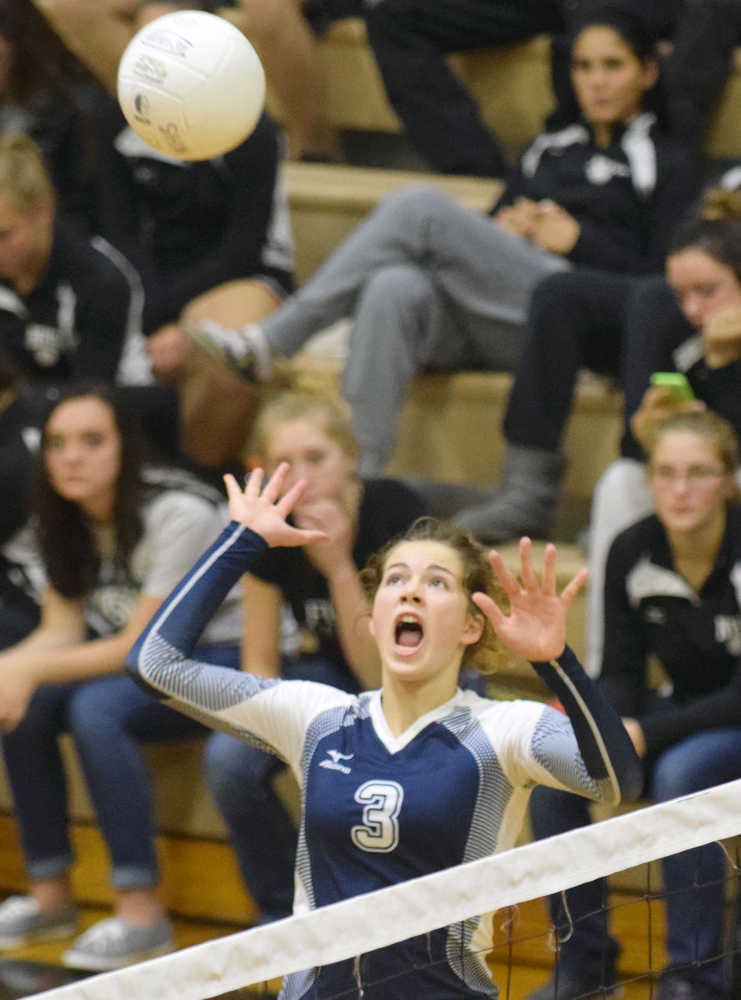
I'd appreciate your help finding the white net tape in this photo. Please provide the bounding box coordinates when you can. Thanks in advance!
[36,777,741,1000]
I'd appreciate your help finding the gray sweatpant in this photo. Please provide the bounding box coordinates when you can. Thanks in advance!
[261,186,570,476]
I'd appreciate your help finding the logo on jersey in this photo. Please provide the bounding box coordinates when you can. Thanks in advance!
[585,154,630,186]
[319,749,354,774]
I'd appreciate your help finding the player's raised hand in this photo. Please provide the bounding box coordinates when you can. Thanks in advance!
[471,537,588,663]
[224,465,328,548]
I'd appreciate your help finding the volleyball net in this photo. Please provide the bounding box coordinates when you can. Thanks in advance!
[35,777,741,1000]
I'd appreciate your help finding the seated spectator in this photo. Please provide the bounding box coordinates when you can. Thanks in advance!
[0,0,102,236]
[528,409,741,1000]
[0,131,181,461]
[453,169,741,544]
[0,384,243,970]
[33,0,295,470]
[586,201,741,674]
[190,5,699,481]
[202,390,426,923]
[0,348,51,646]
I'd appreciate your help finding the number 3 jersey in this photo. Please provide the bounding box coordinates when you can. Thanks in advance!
[128,522,641,999]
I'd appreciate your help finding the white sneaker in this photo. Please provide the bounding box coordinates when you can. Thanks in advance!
[62,915,174,971]
[0,895,78,949]
[184,320,273,382]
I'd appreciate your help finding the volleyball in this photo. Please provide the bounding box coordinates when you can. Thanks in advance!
[117,9,266,161]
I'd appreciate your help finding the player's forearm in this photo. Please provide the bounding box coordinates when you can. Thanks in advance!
[128,522,268,693]
[532,646,643,804]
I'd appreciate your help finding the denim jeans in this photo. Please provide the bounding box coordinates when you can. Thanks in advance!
[203,655,360,920]
[0,643,239,891]
[529,727,741,994]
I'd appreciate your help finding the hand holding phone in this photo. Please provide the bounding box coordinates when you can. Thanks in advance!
[649,372,695,401]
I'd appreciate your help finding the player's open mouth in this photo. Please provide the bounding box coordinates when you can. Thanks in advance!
[394,613,424,652]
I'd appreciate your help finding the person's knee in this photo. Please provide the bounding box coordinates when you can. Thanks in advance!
[67,685,122,742]
[376,184,450,228]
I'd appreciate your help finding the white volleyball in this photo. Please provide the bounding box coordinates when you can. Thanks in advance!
[117,9,266,161]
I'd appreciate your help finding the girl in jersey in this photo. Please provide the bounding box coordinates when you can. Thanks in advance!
[202,390,425,922]
[0,385,241,970]
[127,463,641,999]
[530,410,741,1000]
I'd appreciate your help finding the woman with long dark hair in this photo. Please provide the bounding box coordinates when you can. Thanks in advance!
[0,384,241,971]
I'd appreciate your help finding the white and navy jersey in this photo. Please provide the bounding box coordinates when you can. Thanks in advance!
[128,523,641,999]
[493,113,699,275]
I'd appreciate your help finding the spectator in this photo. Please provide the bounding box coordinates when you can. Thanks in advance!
[190,5,699,480]
[586,199,741,674]
[528,409,741,1000]
[0,348,50,647]
[33,0,295,470]
[0,131,180,461]
[0,384,243,971]
[203,390,426,923]
[453,169,741,545]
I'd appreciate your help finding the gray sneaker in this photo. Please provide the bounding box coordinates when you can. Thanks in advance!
[62,915,174,971]
[184,320,273,382]
[0,895,78,949]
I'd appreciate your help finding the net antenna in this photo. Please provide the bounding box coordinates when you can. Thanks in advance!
[35,777,741,1000]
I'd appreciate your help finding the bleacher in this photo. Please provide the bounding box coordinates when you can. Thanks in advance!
[2,19,740,938]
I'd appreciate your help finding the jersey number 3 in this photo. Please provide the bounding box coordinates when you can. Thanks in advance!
[351,780,404,853]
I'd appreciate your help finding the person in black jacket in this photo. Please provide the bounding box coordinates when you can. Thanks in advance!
[455,170,741,545]
[189,6,699,481]
[529,409,741,1000]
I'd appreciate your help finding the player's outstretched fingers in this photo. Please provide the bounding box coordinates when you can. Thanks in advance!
[560,566,589,609]
[541,543,557,597]
[486,548,521,602]
[518,537,539,592]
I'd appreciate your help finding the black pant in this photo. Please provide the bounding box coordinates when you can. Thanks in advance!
[363,0,564,176]
[502,270,693,460]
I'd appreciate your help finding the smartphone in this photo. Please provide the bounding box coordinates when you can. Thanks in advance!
[649,372,695,401]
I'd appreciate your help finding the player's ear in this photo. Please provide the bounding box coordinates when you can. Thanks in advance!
[461,611,484,647]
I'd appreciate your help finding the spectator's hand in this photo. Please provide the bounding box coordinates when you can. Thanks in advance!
[621,717,646,757]
[295,495,358,579]
[530,201,581,256]
[702,306,741,368]
[147,323,193,382]
[493,198,539,239]
[472,537,588,664]
[630,385,706,453]
[224,465,328,548]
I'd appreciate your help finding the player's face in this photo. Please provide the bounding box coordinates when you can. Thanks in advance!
[0,191,53,289]
[649,430,734,537]
[44,396,123,521]
[264,419,357,508]
[571,26,657,129]
[370,540,483,689]
[666,248,741,331]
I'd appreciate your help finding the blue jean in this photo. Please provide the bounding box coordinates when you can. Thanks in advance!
[0,644,240,891]
[203,655,360,920]
[529,727,741,994]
